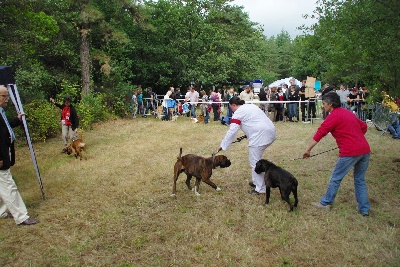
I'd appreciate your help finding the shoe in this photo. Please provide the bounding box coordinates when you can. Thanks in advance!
[19,217,39,226]
[248,189,264,195]
[356,208,369,217]
[311,202,331,210]
[0,212,13,219]
[248,182,256,188]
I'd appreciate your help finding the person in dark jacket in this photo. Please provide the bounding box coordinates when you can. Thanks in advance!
[0,85,39,225]
[50,96,79,151]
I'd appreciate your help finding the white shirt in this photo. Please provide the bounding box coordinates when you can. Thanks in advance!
[185,90,199,104]
[239,90,254,102]
[220,104,276,150]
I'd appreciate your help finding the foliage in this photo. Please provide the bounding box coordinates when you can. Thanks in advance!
[295,0,400,96]
[75,92,112,129]
[55,81,82,104]
[22,100,60,142]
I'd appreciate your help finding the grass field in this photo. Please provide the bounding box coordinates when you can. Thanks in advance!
[0,115,399,266]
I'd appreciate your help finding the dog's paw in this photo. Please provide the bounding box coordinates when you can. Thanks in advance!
[216,187,221,191]
[171,193,176,197]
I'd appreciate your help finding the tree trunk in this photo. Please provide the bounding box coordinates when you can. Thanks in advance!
[80,28,91,96]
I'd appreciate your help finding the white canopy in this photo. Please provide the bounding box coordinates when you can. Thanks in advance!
[268,77,301,88]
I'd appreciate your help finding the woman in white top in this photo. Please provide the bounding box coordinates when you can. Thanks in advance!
[218,96,276,194]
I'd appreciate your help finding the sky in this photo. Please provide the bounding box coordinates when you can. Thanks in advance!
[231,0,318,38]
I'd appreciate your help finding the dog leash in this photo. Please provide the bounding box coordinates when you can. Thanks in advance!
[215,135,247,155]
[283,147,339,162]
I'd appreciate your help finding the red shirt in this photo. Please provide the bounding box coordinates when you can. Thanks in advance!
[62,106,72,126]
[313,107,370,157]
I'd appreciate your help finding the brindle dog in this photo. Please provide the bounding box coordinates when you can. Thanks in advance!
[171,148,231,196]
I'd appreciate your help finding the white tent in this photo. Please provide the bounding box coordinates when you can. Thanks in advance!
[268,77,301,88]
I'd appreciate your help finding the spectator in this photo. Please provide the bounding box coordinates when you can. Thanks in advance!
[282,83,289,97]
[200,90,210,124]
[218,96,276,195]
[49,96,79,152]
[276,87,286,121]
[221,87,236,125]
[298,80,308,122]
[185,86,199,119]
[289,78,300,92]
[239,85,254,102]
[287,85,300,122]
[337,84,349,108]
[258,87,268,115]
[131,91,138,118]
[388,115,400,139]
[210,91,221,121]
[161,91,174,121]
[174,87,182,100]
[347,87,360,113]
[268,87,278,122]
[143,86,156,118]
[321,83,334,119]
[137,89,143,115]
[303,92,370,216]
[0,85,39,225]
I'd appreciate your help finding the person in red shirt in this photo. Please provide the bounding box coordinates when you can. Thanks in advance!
[50,97,79,151]
[303,92,370,216]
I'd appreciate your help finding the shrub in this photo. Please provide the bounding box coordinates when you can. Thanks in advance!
[21,100,60,142]
[76,93,112,129]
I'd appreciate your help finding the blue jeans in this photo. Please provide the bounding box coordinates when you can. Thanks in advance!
[190,104,197,118]
[388,119,400,138]
[288,103,297,118]
[320,154,370,214]
[222,105,232,124]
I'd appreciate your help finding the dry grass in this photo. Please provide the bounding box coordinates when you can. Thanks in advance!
[0,115,399,266]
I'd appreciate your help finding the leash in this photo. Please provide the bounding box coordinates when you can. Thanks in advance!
[283,147,338,162]
[215,135,247,155]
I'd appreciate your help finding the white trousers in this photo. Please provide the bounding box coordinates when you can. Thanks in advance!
[248,145,270,193]
[0,169,29,224]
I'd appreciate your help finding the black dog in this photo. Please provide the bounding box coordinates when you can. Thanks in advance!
[254,159,298,211]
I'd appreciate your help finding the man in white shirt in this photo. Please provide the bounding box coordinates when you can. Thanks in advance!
[219,96,276,195]
[185,86,199,118]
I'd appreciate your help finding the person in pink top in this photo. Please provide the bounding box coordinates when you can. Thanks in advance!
[303,92,370,216]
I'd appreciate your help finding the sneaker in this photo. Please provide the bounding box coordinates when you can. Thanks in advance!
[311,202,331,210]
[248,182,256,188]
[248,189,264,195]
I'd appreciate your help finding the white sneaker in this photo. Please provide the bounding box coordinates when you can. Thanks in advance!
[311,202,331,210]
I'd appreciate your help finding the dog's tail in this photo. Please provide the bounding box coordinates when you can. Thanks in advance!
[177,147,182,161]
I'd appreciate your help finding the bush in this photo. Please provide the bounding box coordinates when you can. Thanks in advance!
[76,93,112,129]
[21,100,60,142]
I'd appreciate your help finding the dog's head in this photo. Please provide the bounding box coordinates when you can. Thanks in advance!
[213,155,231,168]
[66,144,74,155]
[254,159,273,174]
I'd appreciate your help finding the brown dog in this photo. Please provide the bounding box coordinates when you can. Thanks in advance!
[171,148,231,196]
[66,134,87,160]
